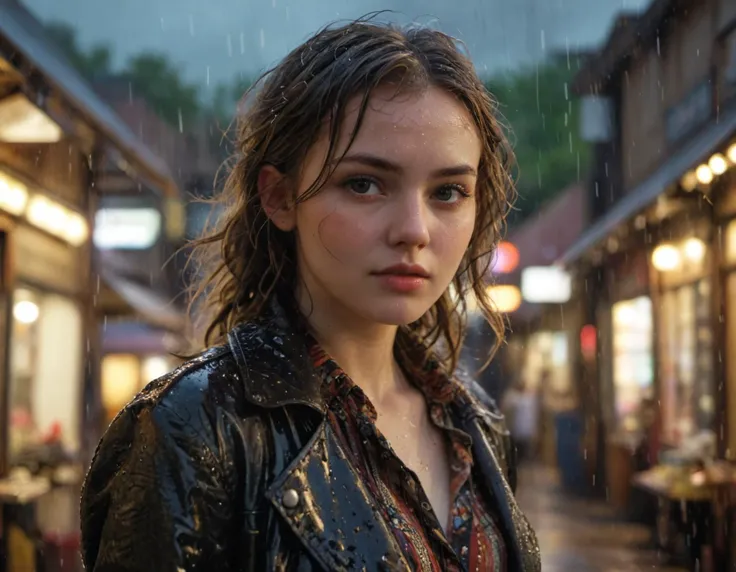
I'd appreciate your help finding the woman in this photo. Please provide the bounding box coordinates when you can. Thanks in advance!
[80,19,540,572]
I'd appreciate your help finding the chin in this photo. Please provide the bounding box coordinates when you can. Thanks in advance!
[363,299,432,326]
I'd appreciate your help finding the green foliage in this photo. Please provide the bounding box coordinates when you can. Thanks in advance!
[46,21,199,129]
[46,22,112,79]
[123,53,200,128]
[211,74,256,126]
[486,58,590,224]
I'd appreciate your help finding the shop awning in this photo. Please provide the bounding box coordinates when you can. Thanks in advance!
[99,269,186,333]
[558,105,736,266]
[101,321,182,355]
[0,2,177,198]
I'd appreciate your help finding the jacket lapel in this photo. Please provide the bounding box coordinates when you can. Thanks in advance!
[265,420,408,571]
[463,415,541,572]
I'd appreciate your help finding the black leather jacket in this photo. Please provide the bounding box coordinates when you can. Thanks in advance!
[81,308,540,571]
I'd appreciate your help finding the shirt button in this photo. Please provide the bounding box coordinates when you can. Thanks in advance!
[282,488,300,509]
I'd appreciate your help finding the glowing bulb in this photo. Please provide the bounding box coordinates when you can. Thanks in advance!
[652,244,681,272]
[64,213,88,246]
[680,170,698,192]
[709,153,728,176]
[695,164,713,185]
[728,143,736,164]
[683,237,706,262]
[13,300,39,324]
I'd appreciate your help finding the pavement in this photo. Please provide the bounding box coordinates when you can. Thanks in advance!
[515,464,688,572]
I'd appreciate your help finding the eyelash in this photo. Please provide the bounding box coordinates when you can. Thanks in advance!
[341,176,472,202]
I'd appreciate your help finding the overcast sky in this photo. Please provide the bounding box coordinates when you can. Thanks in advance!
[24,0,650,92]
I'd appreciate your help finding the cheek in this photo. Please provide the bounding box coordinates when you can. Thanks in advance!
[299,204,374,264]
[434,210,476,262]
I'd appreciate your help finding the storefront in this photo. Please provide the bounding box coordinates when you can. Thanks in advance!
[717,178,736,460]
[651,218,716,449]
[592,247,655,512]
[0,3,182,568]
[0,159,91,474]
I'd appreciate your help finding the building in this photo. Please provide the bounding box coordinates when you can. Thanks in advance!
[90,78,222,425]
[563,0,736,565]
[0,1,181,568]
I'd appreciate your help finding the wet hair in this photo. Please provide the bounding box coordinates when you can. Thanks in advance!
[189,15,516,374]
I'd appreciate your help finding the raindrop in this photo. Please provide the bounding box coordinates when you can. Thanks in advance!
[260,29,266,49]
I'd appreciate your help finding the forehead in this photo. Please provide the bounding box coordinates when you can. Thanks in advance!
[341,85,479,156]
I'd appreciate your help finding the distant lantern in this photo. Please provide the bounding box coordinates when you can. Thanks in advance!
[490,241,520,274]
[580,325,597,360]
[486,285,522,313]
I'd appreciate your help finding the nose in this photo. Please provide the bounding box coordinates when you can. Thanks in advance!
[387,191,430,249]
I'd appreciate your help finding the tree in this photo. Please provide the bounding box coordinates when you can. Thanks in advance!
[124,53,200,129]
[45,21,200,129]
[210,74,257,127]
[486,57,590,224]
[45,22,112,80]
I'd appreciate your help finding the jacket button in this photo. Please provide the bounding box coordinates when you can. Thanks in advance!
[282,488,300,509]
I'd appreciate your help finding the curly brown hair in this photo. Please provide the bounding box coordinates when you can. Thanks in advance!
[189,16,515,374]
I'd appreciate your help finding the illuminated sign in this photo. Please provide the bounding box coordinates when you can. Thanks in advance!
[490,241,519,274]
[521,266,572,304]
[94,208,162,250]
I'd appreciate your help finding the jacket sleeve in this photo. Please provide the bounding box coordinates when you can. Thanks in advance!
[80,402,236,571]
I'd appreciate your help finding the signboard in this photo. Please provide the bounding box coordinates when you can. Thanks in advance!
[521,266,572,304]
[94,208,162,250]
[665,81,713,145]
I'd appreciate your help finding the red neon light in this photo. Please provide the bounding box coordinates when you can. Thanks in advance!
[491,242,520,274]
[580,324,597,357]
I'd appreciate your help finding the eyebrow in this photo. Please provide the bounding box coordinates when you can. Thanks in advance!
[336,153,478,178]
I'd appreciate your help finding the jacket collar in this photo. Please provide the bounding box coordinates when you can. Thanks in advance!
[226,297,489,421]
[226,298,325,411]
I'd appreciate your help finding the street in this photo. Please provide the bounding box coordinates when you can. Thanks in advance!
[516,465,687,572]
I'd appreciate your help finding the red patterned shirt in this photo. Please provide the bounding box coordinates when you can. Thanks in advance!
[310,339,507,571]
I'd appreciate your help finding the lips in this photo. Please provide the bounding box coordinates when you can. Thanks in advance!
[372,263,430,278]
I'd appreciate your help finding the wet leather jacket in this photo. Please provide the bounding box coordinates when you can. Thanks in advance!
[80,308,540,571]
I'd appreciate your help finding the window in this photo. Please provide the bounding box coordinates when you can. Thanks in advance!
[9,287,83,465]
[612,296,654,433]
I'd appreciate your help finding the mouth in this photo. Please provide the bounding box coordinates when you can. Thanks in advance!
[372,264,431,278]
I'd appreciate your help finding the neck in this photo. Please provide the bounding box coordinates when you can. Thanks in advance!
[296,290,407,404]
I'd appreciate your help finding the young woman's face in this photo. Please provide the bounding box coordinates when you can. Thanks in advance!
[285,85,481,327]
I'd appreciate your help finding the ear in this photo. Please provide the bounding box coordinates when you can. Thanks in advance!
[258,164,296,231]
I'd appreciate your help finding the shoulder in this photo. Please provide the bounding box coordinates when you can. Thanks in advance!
[88,345,245,478]
[124,345,242,423]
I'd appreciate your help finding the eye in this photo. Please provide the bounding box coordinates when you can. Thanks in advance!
[434,184,470,203]
[343,177,381,196]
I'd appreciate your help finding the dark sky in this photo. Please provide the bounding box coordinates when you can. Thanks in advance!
[25,0,650,92]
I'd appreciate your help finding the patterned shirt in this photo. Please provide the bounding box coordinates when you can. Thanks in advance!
[309,339,507,571]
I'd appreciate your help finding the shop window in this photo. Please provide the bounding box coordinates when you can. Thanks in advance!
[725,220,736,265]
[612,296,654,433]
[9,287,83,467]
[101,353,178,424]
[101,354,140,424]
[659,280,715,444]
